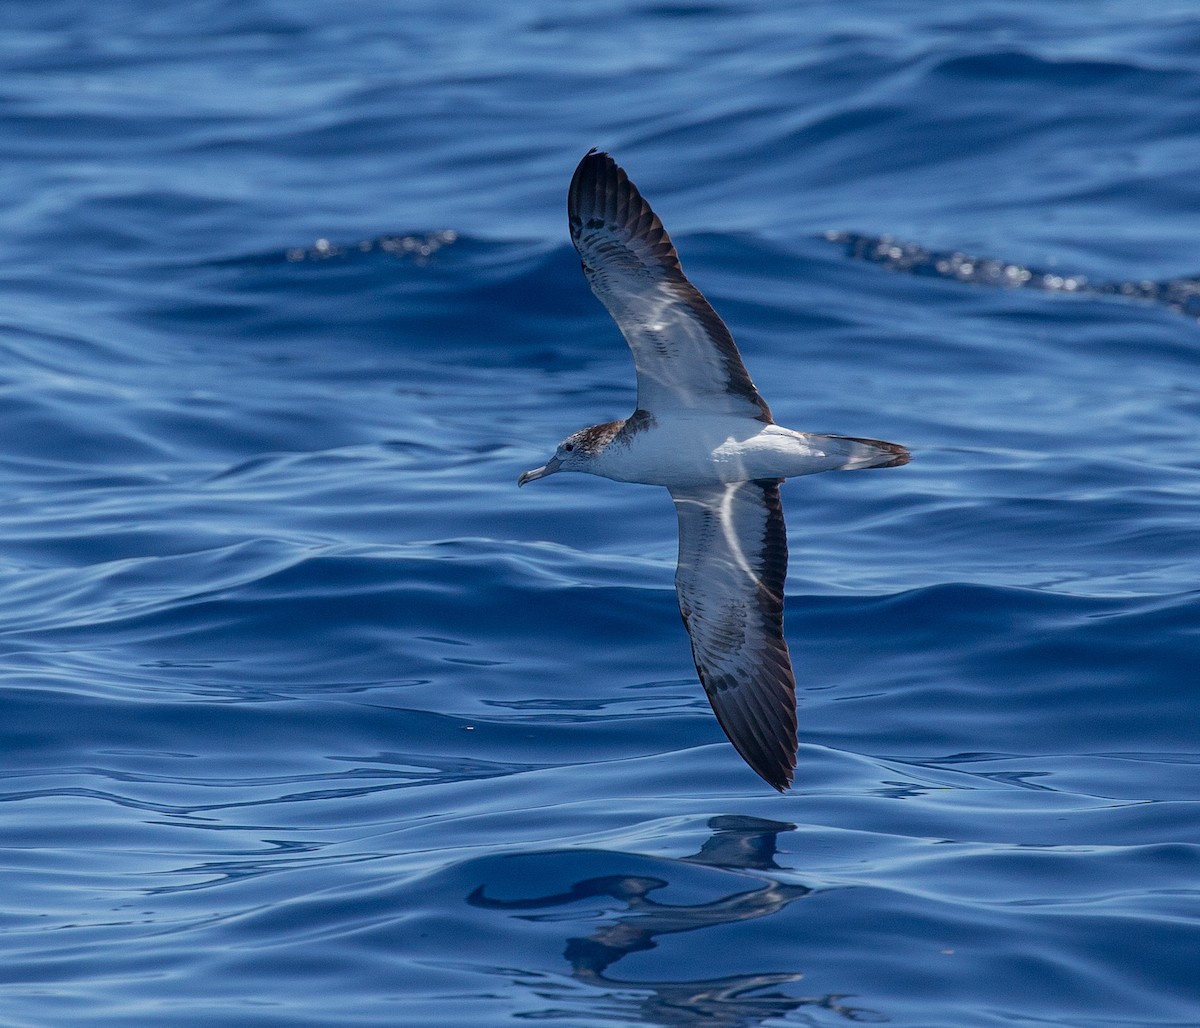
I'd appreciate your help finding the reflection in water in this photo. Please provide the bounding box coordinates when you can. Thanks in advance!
[468,815,885,1026]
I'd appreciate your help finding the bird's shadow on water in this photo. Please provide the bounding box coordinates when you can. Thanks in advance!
[465,815,887,1026]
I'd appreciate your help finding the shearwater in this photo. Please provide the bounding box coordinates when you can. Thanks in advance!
[519,150,909,791]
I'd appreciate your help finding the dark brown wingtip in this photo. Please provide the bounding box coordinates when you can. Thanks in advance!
[700,665,798,794]
[569,149,605,192]
[568,149,619,229]
[718,710,796,792]
[758,733,797,793]
[763,760,795,794]
[567,149,683,280]
[738,739,794,793]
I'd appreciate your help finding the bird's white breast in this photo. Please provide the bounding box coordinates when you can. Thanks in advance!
[591,417,852,488]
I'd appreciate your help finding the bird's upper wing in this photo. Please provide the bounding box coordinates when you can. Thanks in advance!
[568,150,773,423]
[670,480,797,791]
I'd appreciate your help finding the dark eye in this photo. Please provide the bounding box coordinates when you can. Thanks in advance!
[563,443,574,452]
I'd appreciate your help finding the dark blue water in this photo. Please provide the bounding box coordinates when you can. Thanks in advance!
[3,3,1198,1025]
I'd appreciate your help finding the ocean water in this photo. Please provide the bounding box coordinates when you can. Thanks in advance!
[2,2,1198,1025]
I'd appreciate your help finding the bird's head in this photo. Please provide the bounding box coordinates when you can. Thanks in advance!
[517,429,597,486]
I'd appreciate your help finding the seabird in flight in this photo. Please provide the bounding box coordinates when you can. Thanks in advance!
[519,150,909,791]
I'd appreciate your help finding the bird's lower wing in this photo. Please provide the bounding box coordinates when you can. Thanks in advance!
[670,480,797,791]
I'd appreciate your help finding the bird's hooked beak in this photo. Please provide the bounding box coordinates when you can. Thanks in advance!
[517,455,562,487]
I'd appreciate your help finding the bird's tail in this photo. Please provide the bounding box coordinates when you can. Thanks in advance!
[814,434,911,470]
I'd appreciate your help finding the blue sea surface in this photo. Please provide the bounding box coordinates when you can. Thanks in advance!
[2,2,1198,1025]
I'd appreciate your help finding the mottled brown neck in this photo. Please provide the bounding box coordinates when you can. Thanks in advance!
[579,409,657,454]
[577,420,623,454]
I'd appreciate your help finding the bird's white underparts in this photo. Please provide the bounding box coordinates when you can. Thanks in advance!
[518,149,909,792]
